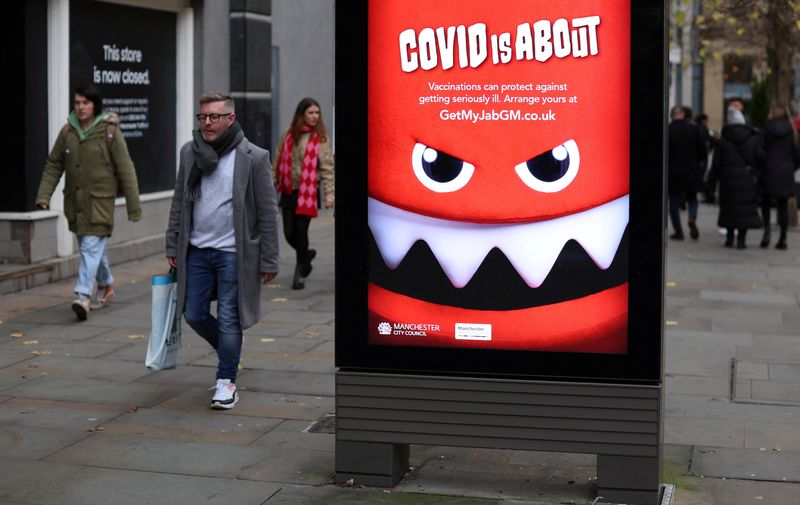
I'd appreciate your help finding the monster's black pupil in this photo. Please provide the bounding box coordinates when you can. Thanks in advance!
[422,148,462,182]
[526,148,570,182]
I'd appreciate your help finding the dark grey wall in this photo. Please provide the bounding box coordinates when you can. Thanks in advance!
[192,0,231,108]
[230,0,272,149]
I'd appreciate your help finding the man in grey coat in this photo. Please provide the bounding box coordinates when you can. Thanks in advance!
[166,92,279,409]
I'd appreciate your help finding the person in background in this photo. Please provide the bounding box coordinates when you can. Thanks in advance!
[709,108,762,249]
[667,105,707,240]
[695,112,718,203]
[166,91,279,410]
[727,97,749,125]
[759,104,800,250]
[36,84,141,320]
[273,97,335,289]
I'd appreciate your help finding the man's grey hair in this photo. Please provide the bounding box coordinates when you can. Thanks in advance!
[199,92,235,112]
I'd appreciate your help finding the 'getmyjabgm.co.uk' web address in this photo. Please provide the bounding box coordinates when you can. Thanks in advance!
[439,109,556,123]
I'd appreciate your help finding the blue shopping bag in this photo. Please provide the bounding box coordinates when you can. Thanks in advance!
[145,270,181,370]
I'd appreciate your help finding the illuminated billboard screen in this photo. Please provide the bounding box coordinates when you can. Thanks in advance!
[367,0,630,353]
[336,0,665,382]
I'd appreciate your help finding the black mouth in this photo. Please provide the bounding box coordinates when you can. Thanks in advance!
[368,226,628,310]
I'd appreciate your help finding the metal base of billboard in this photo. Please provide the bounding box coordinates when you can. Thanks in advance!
[335,370,663,505]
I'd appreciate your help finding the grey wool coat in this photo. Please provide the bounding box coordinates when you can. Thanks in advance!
[165,137,279,330]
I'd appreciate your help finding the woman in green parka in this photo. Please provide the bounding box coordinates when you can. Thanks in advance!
[36,85,141,320]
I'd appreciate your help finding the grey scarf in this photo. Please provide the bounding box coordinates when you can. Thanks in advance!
[187,121,244,201]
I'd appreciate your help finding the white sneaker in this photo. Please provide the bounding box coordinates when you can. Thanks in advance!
[209,379,239,409]
[71,295,90,321]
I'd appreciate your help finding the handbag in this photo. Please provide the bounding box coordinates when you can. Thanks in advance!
[145,269,182,370]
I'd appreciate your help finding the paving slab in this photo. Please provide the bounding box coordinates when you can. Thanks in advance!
[664,355,732,377]
[45,433,269,477]
[265,311,335,326]
[670,476,800,505]
[6,305,88,325]
[699,290,798,305]
[2,324,108,341]
[25,466,282,505]
[238,447,334,484]
[744,421,800,451]
[736,360,769,380]
[753,333,800,349]
[666,393,800,423]
[768,363,800,382]
[395,447,595,504]
[666,375,731,398]
[241,369,334,396]
[0,355,153,382]
[691,446,800,483]
[135,363,220,387]
[0,354,33,369]
[0,424,91,460]
[221,350,334,374]
[98,335,214,365]
[667,329,755,347]
[155,388,334,421]
[2,377,183,408]
[750,380,800,404]
[0,397,124,430]
[736,347,800,364]
[253,419,334,452]
[245,320,308,338]
[242,335,325,354]
[0,338,129,359]
[98,407,282,445]
[0,376,29,393]
[664,416,744,447]
[0,458,83,503]
[264,485,502,505]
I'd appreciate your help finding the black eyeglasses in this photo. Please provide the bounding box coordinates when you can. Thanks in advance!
[195,113,232,123]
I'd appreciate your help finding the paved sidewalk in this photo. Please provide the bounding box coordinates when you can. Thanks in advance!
[1,204,800,505]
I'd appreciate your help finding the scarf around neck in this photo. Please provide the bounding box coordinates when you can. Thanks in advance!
[187,121,244,201]
[277,126,321,217]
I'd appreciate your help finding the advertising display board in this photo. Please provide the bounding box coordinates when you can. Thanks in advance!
[70,0,176,194]
[336,0,665,383]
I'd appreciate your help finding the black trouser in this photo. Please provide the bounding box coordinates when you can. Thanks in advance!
[761,196,789,230]
[282,207,311,266]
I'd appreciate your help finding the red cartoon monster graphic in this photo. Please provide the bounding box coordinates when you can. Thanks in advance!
[367,0,631,353]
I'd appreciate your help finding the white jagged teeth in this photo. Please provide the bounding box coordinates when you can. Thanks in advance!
[368,195,629,289]
[571,196,629,269]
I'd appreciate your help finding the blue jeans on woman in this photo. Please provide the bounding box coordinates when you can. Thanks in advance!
[184,246,242,382]
[74,235,113,297]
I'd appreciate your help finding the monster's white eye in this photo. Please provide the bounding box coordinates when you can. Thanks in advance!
[412,142,475,193]
[514,139,580,193]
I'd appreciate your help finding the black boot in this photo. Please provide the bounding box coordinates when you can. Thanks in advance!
[292,265,305,289]
[300,249,317,278]
[688,219,699,240]
[760,227,771,248]
[724,228,734,248]
[775,227,788,250]
[736,229,747,249]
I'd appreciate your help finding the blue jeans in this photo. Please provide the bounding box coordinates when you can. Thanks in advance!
[184,246,242,382]
[668,192,698,235]
[74,235,113,297]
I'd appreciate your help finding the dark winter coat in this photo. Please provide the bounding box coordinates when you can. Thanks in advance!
[711,124,763,229]
[760,117,798,198]
[668,119,707,194]
[36,112,141,236]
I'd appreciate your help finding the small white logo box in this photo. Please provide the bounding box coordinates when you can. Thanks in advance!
[455,323,492,341]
